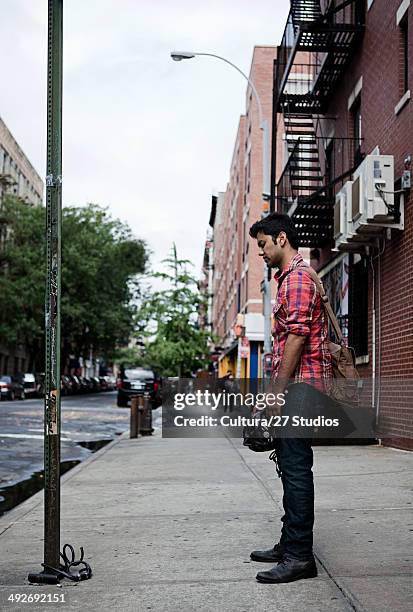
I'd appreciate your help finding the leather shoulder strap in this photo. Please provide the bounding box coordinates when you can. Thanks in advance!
[297,265,344,344]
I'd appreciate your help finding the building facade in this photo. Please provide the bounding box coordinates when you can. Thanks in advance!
[0,117,43,206]
[204,47,280,378]
[0,116,43,376]
[273,0,413,450]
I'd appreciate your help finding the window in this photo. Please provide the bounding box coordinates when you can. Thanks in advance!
[242,220,246,263]
[348,256,368,357]
[244,151,251,194]
[395,4,410,113]
[351,96,362,165]
[400,14,409,94]
[325,141,334,198]
[244,212,249,260]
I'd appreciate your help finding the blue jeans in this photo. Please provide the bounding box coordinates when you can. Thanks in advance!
[276,436,314,561]
[275,382,316,561]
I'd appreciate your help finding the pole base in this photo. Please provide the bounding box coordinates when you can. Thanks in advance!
[28,544,93,583]
[28,569,61,585]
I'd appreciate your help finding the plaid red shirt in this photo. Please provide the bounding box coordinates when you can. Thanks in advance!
[272,253,332,390]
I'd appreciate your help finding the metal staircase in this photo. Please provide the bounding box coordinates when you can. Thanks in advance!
[273,0,365,247]
[279,112,333,247]
[290,0,322,25]
[284,114,323,199]
[276,1,365,114]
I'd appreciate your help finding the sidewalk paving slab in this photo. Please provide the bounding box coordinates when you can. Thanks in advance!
[0,425,412,612]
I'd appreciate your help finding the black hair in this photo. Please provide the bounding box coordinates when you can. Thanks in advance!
[249,213,299,250]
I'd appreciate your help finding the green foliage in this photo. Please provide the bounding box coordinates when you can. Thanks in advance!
[61,204,147,362]
[0,197,148,370]
[0,197,45,367]
[107,345,144,368]
[136,244,211,377]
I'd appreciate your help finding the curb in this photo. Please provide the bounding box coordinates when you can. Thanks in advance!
[0,430,129,536]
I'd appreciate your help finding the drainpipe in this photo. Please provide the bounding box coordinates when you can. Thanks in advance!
[370,254,376,415]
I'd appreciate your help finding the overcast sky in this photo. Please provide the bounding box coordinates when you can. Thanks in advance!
[1,0,288,274]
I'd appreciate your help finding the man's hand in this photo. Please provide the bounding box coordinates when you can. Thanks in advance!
[255,389,284,419]
[265,333,306,419]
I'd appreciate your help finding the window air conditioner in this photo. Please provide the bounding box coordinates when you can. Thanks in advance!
[334,181,352,247]
[351,154,396,231]
[333,180,374,252]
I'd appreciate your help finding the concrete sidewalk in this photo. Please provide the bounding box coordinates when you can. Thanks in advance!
[0,419,412,611]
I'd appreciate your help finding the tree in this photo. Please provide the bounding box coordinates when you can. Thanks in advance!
[61,204,147,368]
[0,196,45,370]
[136,244,211,377]
[0,198,148,371]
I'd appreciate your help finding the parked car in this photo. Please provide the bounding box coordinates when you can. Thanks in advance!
[117,368,161,408]
[0,376,25,401]
[102,375,115,391]
[90,376,101,392]
[16,373,37,398]
[77,377,89,393]
[61,375,73,395]
[99,376,108,391]
[68,375,81,393]
[35,373,45,397]
[108,375,116,390]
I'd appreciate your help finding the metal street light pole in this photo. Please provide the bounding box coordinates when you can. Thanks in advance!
[170,51,272,373]
[43,0,63,574]
[29,0,93,585]
[28,0,63,584]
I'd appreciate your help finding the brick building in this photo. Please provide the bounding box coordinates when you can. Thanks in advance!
[0,115,43,376]
[204,46,285,378]
[273,0,412,450]
[0,117,43,206]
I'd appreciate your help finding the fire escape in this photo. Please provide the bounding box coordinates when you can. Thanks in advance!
[272,0,365,247]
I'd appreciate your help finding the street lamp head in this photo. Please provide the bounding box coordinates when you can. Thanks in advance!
[170,51,196,61]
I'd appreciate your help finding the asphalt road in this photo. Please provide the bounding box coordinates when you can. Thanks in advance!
[0,391,131,513]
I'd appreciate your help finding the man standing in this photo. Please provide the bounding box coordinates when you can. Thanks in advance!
[248,213,332,584]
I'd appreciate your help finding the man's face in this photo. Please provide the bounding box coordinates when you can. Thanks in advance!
[256,230,285,268]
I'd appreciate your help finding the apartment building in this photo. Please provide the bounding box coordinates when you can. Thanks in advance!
[203,46,278,378]
[0,117,43,206]
[0,116,43,376]
[273,0,412,450]
[198,230,214,338]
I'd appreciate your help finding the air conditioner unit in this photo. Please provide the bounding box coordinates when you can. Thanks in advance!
[333,181,375,252]
[350,154,395,231]
[334,181,352,247]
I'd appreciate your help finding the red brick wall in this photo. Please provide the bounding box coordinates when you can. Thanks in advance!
[212,47,279,347]
[318,0,413,450]
[245,46,278,314]
[212,118,246,341]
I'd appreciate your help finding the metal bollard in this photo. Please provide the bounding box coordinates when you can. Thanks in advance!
[140,391,154,436]
[137,394,144,432]
[130,396,140,438]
